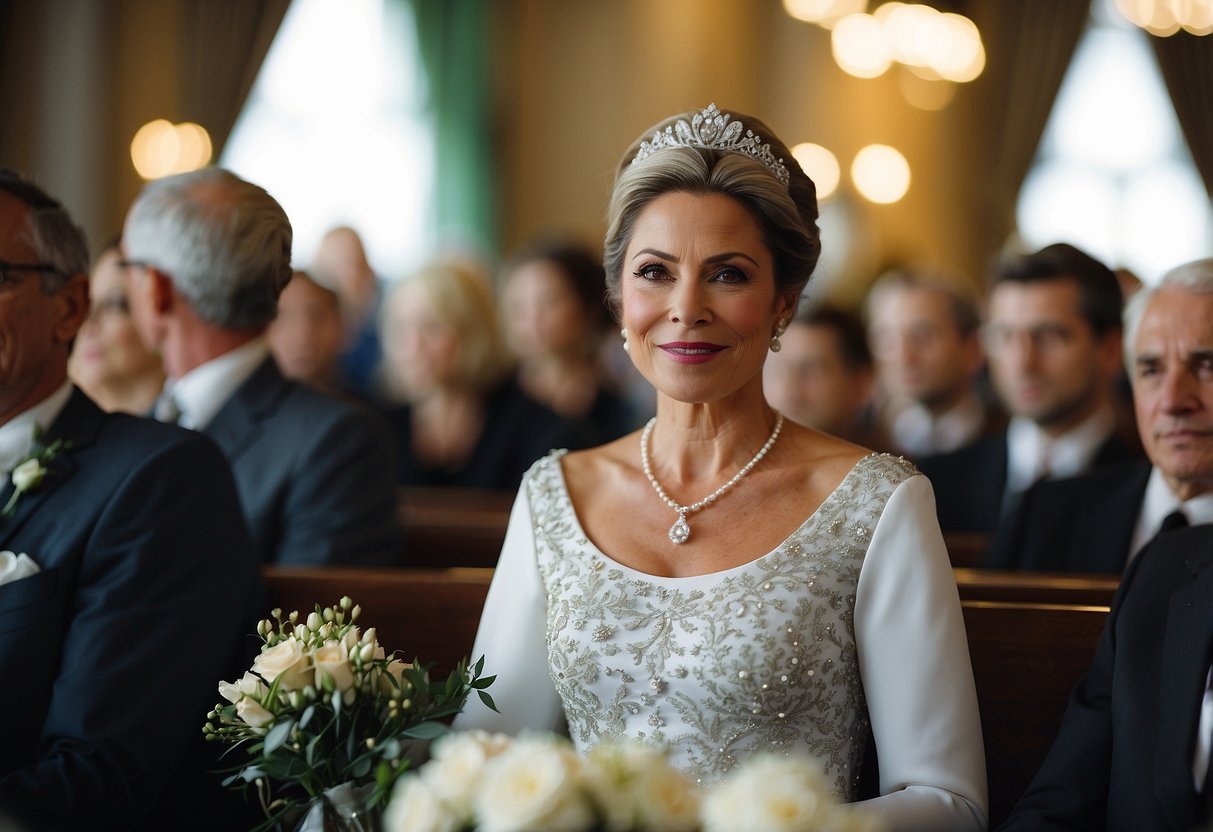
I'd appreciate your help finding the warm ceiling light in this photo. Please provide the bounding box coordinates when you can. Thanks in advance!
[832,13,893,78]
[783,0,868,28]
[852,144,911,204]
[1115,0,1213,35]
[791,142,841,199]
[130,120,213,180]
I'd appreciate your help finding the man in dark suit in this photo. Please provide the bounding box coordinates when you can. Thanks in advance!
[0,170,258,829]
[122,168,401,566]
[989,257,1213,573]
[918,243,1140,535]
[999,523,1213,831]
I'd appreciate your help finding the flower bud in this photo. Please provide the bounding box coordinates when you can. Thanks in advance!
[307,612,321,631]
[340,596,353,610]
[351,605,361,622]
[323,607,336,623]
[288,610,299,624]
[361,627,377,645]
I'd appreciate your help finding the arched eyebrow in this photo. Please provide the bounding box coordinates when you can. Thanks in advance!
[630,248,760,268]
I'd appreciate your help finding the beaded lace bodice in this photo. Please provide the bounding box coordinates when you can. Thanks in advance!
[526,450,918,793]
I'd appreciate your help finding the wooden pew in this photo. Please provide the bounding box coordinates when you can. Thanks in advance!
[262,566,492,676]
[261,567,1109,827]
[944,532,990,568]
[955,568,1118,606]
[397,487,514,568]
[961,598,1107,826]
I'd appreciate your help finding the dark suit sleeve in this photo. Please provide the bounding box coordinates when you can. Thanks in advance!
[997,558,1145,831]
[0,433,258,830]
[275,404,402,566]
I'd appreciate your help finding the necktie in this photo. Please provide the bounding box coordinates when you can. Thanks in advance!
[1160,510,1190,536]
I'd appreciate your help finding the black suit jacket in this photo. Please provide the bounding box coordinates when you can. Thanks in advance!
[1000,524,1213,831]
[988,462,1152,573]
[0,389,259,831]
[205,358,401,566]
[917,430,1142,535]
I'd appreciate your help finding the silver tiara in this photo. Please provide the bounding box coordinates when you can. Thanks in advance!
[632,103,791,188]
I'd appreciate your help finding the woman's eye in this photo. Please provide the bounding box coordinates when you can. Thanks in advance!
[712,267,747,284]
[634,263,668,281]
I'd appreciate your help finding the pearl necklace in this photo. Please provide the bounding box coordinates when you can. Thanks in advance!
[640,411,784,545]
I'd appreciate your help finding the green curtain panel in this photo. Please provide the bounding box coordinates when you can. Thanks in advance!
[408,0,495,256]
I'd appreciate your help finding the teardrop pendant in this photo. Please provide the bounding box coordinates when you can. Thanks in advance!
[668,513,691,545]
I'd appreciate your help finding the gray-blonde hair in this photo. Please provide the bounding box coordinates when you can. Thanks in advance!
[603,107,820,319]
[1123,257,1213,371]
[123,168,292,329]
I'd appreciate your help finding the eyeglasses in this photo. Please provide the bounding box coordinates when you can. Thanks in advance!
[0,260,66,286]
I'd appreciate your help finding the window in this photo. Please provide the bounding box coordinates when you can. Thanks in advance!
[221,0,432,280]
[1016,0,1212,283]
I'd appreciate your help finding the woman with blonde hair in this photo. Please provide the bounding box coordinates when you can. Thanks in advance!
[379,259,586,488]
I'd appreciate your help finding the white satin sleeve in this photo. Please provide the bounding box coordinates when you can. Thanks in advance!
[849,474,988,831]
[452,482,566,735]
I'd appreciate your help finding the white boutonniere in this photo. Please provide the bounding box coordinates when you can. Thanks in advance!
[2,434,68,519]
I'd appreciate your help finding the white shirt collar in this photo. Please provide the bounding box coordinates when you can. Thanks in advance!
[1005,406,1117,496]
[888,393,986,458]
[1128,466,1213,562]
[0,380,74,474]
[168,338,270,431]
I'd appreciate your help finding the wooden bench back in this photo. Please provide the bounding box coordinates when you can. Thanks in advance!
[262,566,492,676]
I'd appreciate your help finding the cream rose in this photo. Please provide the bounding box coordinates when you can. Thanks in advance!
[475,738,592,832]
[702,754,836,832]
[235,697,275,730]
[218,671,267,704]
[584,741,698,832]
[383,775,461,832]
[313,639,355,692]
[251,637,311,691]
[11,458,44,493]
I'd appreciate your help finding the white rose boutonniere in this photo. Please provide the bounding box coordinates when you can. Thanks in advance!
[2,434,69,519]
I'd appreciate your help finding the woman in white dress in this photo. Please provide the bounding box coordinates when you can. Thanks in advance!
[455,104,987,831]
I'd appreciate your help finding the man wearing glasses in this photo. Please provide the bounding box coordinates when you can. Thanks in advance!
[918,243,1142,539]
[0,168,257,828]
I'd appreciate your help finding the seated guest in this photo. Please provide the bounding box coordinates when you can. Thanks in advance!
[380,259,587,489]
[456,103,986,830]
[67,239,166,413]
[763,303,886,447]
[999,523,1213,831]
[0,169,257,830]
[865,269,994,458]
[501,239,640,444]
[919,243,1141,534]
[314,225,383,397]
[990,257,1213,573]
[267,269,350,396]
[122,168,401,566]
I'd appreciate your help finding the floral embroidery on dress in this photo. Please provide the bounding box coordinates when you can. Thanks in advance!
[525,451,917,796]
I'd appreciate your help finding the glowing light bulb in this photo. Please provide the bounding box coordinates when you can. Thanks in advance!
[852,144,911,204]
[832,13,893,78]
[791,143,841,199]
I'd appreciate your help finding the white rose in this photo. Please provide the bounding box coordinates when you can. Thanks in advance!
[252,637,311,690]
[11,458,44,492]
[313,639,355,692]
[702,754,835,832]
[634,763,699,831]
[421,730,508,810]
[235,697,275,730]
[379,658,414,695]
[475,737,592,832]
[218,671,267,704]
[383,775,461,832]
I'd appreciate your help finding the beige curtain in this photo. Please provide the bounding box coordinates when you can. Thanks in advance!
[1150,31,1213,196]
[966,0,1090,248]
[180,0,290,157]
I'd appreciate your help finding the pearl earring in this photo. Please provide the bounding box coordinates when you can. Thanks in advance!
[621,327,630,352]
[770,319,788,353]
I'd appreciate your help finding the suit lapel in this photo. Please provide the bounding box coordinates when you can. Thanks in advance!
[1155,541,1213,830]
[203,358,287,462]
[0,389,100,549]
[1070,466,1150,573]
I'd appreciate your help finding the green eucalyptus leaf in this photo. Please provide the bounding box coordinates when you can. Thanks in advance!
[263,719,294,756]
